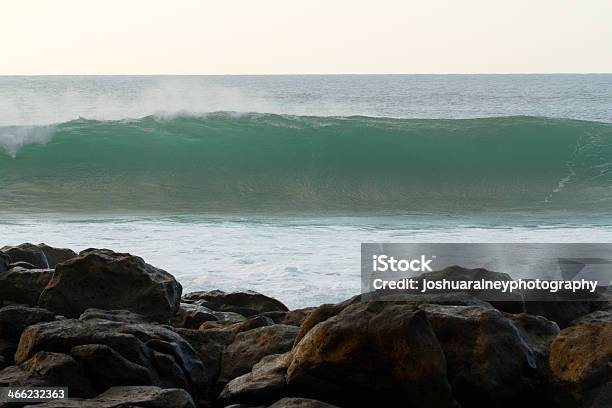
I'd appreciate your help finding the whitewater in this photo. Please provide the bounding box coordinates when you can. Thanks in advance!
[1,75,612,307]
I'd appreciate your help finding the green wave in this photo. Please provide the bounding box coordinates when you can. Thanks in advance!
[1,113,612,214]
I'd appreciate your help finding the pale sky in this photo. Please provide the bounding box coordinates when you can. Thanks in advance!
[1,0,611,74]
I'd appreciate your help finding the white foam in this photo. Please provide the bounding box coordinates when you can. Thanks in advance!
[0,125,54,157]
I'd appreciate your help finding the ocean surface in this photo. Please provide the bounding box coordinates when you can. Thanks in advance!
[1,75,612,308]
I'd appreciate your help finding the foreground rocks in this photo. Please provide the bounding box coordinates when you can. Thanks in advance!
[0,243,610,408]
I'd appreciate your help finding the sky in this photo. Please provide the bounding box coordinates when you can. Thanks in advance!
[1,0,611,75]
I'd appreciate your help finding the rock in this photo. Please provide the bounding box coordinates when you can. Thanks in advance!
[219,352,292,406]
[212,311,247,324]
[183,290,288,317]
[282,308,314,326]
[268,398,341,408]
[172,303,218,329]
[0,351,96,398]
[14,319,208,401]
[0,267,54,305]
[0,305,55,368]
[38,249,182,322]
[414,265,524,313]
[79,308,154,324]
[0,252,9,273]
[26,386,196,408]
[523,285,604,328]
[70,344,152,392]
[507,313,560,377]
[287,302,457,408]
[420,304,545,408]
[570,309,612,325]
[219,325,298,385]
[235,316,275,333]
[549,321,612,407]
[1,243,49,269]
[36,243,77,268]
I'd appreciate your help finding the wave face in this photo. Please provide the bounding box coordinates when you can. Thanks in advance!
[1,114,612,214]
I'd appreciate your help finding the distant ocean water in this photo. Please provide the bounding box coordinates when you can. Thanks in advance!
[1,75,611,307]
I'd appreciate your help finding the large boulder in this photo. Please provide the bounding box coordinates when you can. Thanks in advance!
[420,304,544,408]
[219,352,292,406]
[549,321,612,407]
[0,267,54,305]
[38,243,78,268]
[14,318,209,401]
[0,305,56,368]
[0,351,96,398]
[25,386,196,408]
[287,302,457,408]
[79,308,154,324]
[1,243,49,269]
[38,249,182,322]
[183,290,288,317]
[507,312,560,377]
[219,324,298,385]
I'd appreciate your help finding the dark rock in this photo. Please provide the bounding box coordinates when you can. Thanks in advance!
[211,311,247,324]
[235,316,275,333]
[79,308,154,324]
[0,268,54,305]
[507,313,560,377]
[183,290,288,317]
[14,319,208,401]
[570,309,612,325]
[268,398,341,408]
[1,243,49,269]
[293,296,361,346]
[0,252,9,273]
[523,284,605,328]
[172,303,217,329]
[414,265,524,313]
[549,321,612,407]
[258,311,288,324]
[7,261,38,270]
[38,243,78,268]
[0,305,55,368]
[420,304,545,408]
[26,386,196,408]
[0,351,96,398]
[219,352,292,406]
[70,344,152,392]
[287,302,457,408]
[38,249,182,322]
[219,325,298,385]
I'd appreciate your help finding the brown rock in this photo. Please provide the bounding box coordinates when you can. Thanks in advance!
[38,249,182,322]
[0,267,54,306]
[172,303,218,329]
[287,302,457,408]
[219,325,298,384]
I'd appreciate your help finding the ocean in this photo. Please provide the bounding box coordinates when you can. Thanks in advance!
[1,74,612,308]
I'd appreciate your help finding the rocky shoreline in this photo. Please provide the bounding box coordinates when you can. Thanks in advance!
[0,243,610,408]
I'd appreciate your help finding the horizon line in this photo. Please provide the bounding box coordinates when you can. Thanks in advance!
[2,72,612,77]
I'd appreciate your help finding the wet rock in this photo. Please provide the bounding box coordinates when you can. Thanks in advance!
[268,398,340,408]
[219,352,292,406]
[0,268,54,306]
[287,302,457,408]
[414,266,523,313]
[37,244,78,268]
[0,351,96,398]
[0,304,55,368]
[26,386,196,408]
[507,312,560,376]
[1,243,49,269]
[14,319,208,400]
[172,303,217,329]
[420,304,544,408]
[38,249,182,322]
[70,344,152,392]
[549,321,612,407]
[79,308,154,324]
[183,290,288,317]
[0,252,9,273]
[219,325,298,385]
[570,309,612,325]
